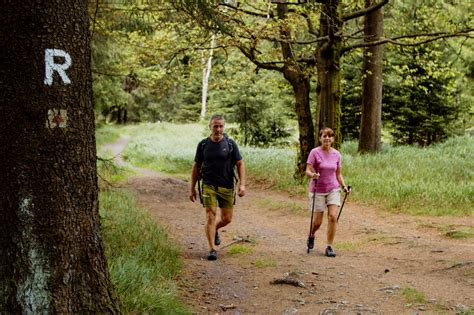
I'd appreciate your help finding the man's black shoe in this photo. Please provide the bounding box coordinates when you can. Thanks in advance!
[215,231,221,246]
[208,250,218,261]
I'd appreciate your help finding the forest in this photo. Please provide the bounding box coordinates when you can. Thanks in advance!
[90,0,473,166]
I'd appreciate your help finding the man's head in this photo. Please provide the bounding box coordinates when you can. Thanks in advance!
[209,115,225,140]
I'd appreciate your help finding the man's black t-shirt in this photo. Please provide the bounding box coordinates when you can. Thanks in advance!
[194,136,242,189]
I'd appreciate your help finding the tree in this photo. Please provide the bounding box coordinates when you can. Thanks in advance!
[358,0,384,153]
[201,34,217,120]
[0,1,118,313]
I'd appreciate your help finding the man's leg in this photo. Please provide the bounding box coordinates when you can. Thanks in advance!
[205,206,217,251]
[216,207,233,230]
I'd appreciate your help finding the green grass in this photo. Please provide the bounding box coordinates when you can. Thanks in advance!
[100,189,189,314]
[400,287,426,305]
[342,136,473,216]
[335,241,360,251]
[96,124,122,148]
[255,258,278,268]
[97,123,473,217]
[444,226,474,239]
[227,244,254,255]
[257,198,307,215]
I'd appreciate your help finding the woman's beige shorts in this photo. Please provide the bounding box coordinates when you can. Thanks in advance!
[309,189,341,212]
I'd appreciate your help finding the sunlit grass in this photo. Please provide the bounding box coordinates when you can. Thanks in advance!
[342,136,473,216]
[227,244,254,255]
[400,287,427,305]
[335,241,360,251]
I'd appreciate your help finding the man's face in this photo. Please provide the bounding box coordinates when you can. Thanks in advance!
[209,118,225,137]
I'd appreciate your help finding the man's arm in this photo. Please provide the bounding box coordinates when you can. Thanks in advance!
[236,159,246,197]
[190,162,201,202]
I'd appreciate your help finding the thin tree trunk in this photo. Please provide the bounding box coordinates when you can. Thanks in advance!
[359,0,384,153]
[0,1,118,313]
[201,34,216,120]
[316,0,343,149]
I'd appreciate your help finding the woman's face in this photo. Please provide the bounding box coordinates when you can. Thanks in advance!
[319,132,334,146]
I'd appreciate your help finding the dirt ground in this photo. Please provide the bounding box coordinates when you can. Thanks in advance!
[103,140,473,315]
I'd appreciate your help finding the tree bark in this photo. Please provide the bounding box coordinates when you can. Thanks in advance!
[201,34,216,120]
[0,1,119,313]
[316,0,343,149]
[277,2,315,177]
[358,0,384,153]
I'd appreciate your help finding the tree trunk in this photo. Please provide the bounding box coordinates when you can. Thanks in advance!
[287,75,315,177]
[316,0,343,149]
[358,0,384,153]
[0,1,118,313]
[201,34,216,120]
[277,2,315,177]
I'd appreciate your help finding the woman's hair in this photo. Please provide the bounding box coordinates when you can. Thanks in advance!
[319,127,335,137]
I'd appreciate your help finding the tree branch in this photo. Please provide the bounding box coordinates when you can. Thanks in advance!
[342,29,474,53]
[343,0,389,22]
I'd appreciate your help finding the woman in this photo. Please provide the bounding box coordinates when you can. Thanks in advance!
[306,127,349,257]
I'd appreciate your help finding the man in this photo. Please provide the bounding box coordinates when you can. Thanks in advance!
[190,115,246,261]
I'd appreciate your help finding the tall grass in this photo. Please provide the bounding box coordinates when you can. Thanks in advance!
[342,136,473,216]
[100,189,189,314]
[104,123,472,216]
[121,122,207,177]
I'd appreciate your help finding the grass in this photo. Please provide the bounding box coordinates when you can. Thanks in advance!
[255,258,278,268]
[335,241,360,251]
[400,287,426,305]
[227,244,254,255]
[98,123,473,217]
[100,189,189,314]
[342,136,473,216]
[257,198,307,215]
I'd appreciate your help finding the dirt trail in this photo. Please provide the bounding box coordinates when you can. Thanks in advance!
[102,139,473,314]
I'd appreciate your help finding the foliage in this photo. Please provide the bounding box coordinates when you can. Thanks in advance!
[207,53,295,146]
[91,1,473,151]
[384,44,461,145]
[100,189,189,314]
[382,1,472,145]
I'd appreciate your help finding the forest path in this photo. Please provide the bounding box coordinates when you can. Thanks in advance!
[102,138,473,314]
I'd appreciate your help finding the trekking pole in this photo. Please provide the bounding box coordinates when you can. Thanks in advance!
[307,179,317,254]
[337,186,351,222]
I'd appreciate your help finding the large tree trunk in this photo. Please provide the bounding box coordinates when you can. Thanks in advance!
[277,2,315,177]
[358,0,384,153]
[0,1,118,313]
[316,0,343,149]
[286,76,314,177]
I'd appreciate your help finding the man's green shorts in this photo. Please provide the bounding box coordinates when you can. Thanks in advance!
[202,183,234,209]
